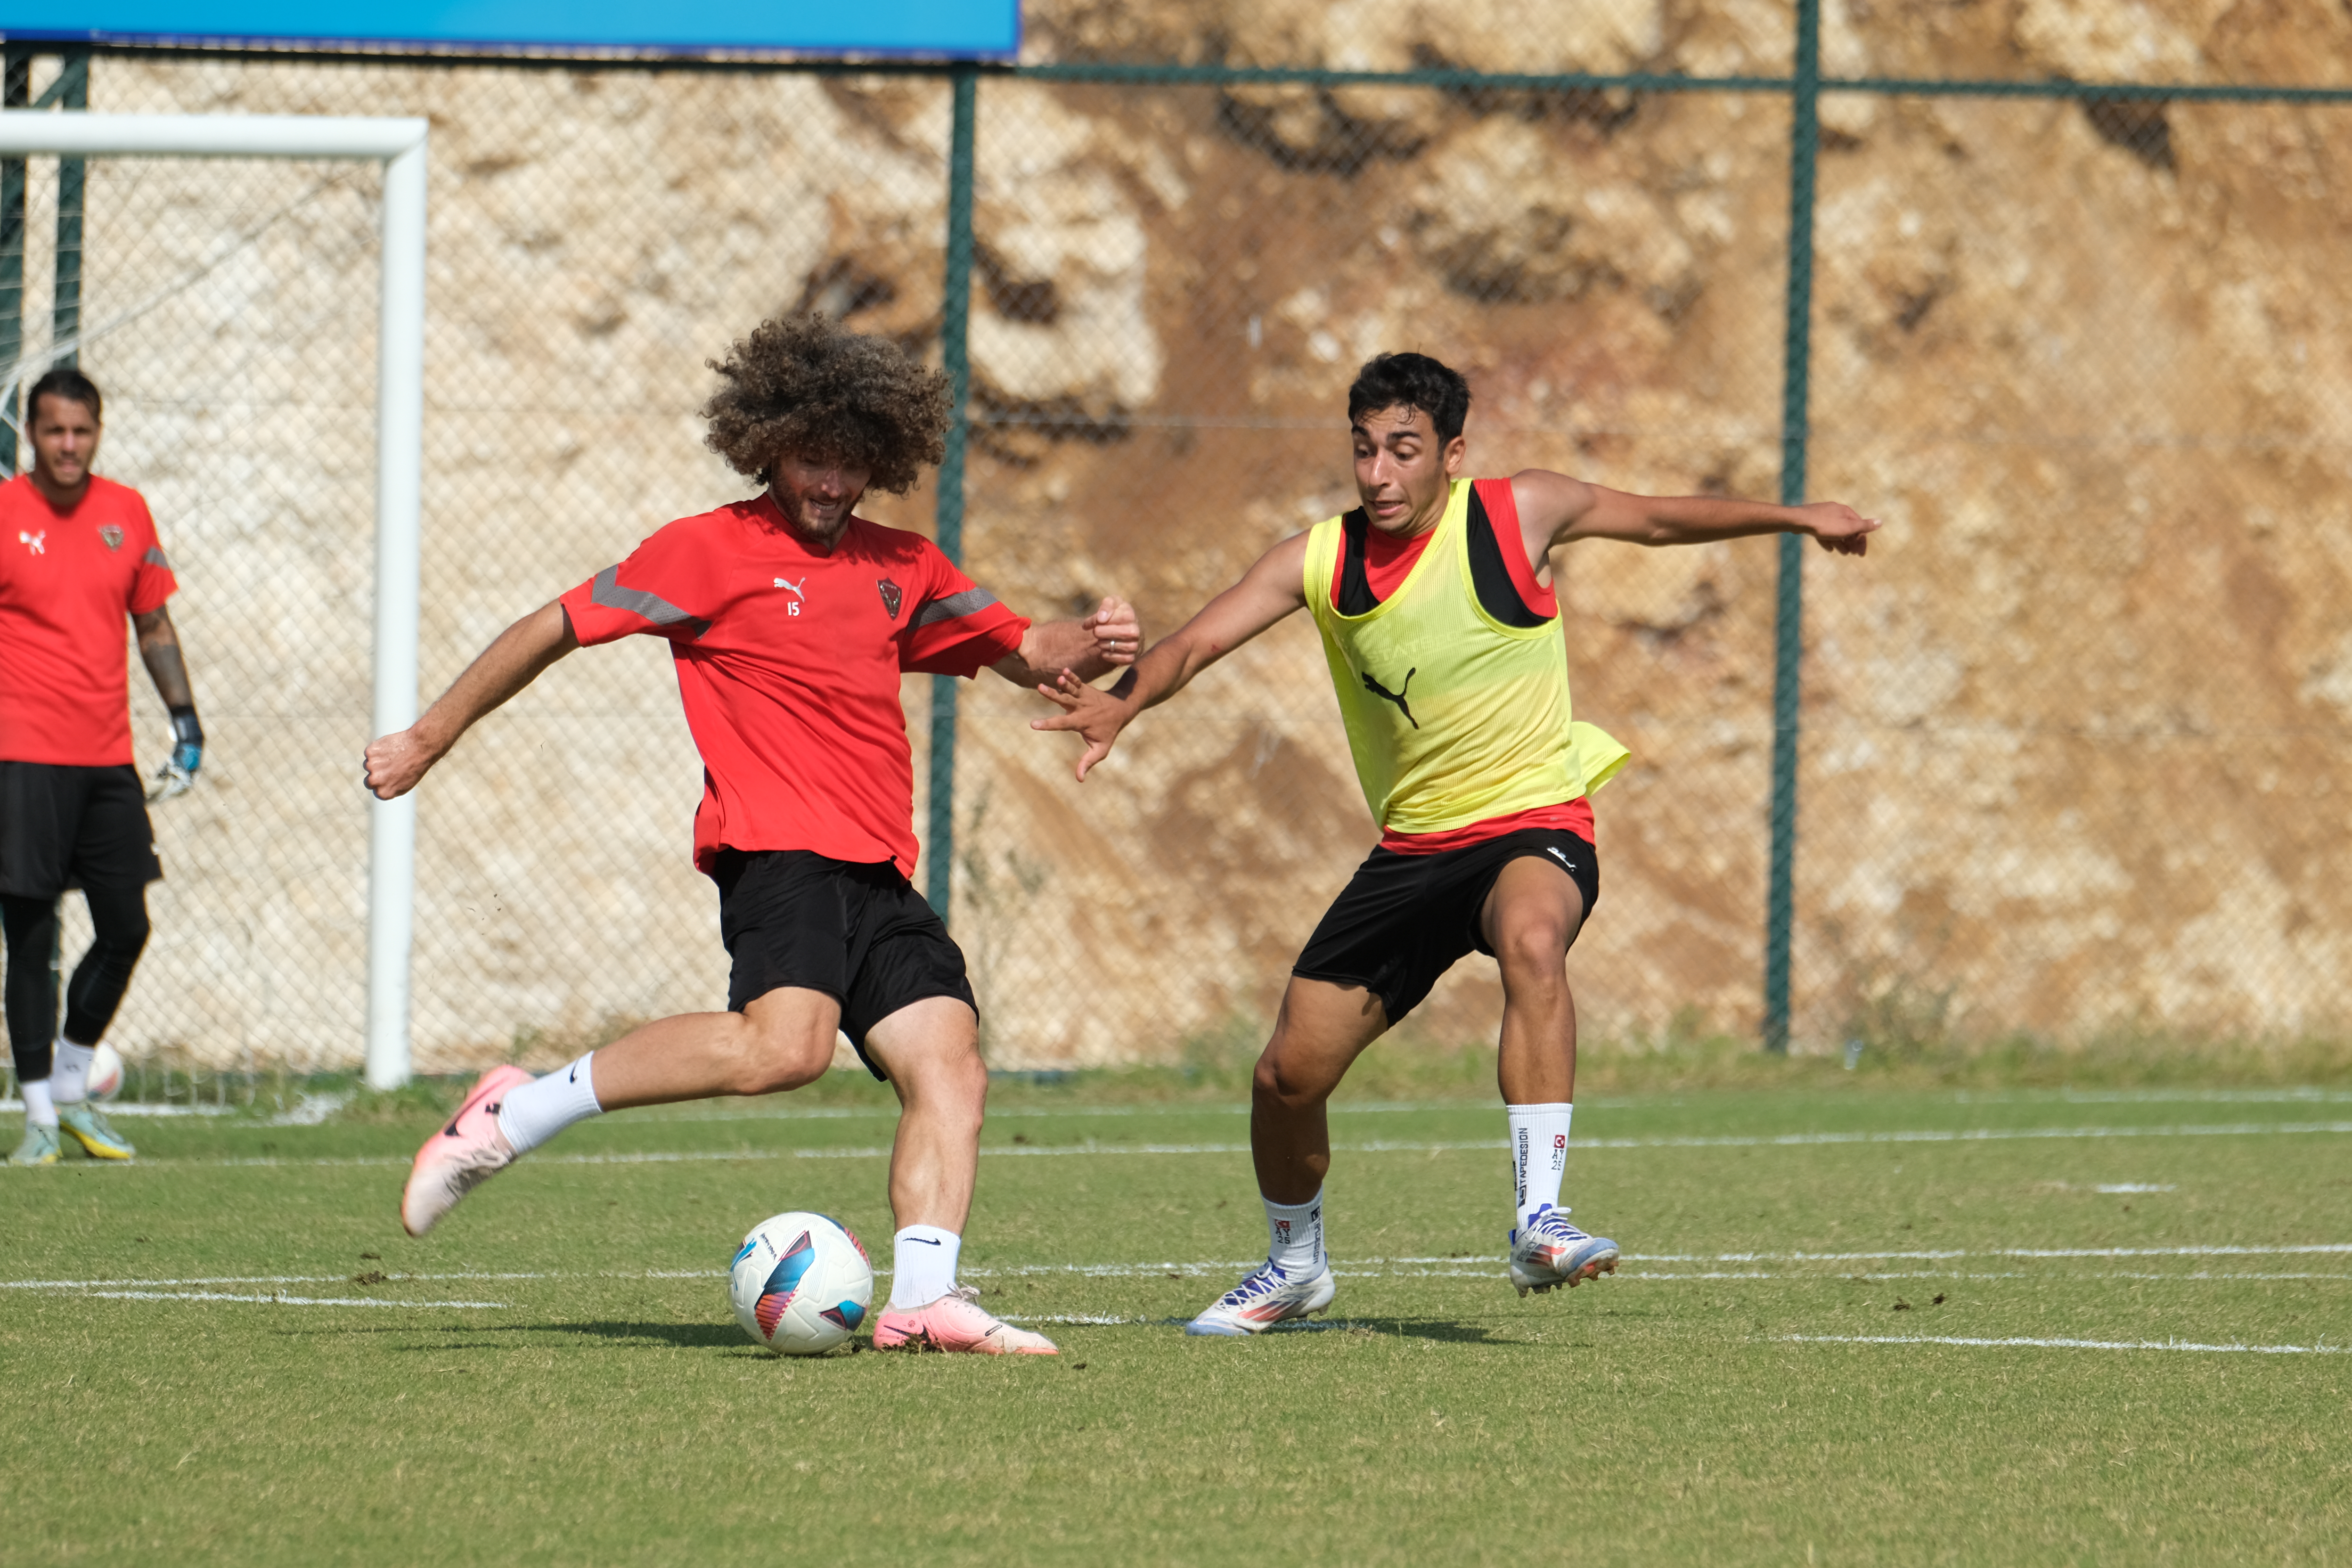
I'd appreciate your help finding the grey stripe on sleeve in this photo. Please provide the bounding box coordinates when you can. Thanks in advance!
[590,564,711,639]
[142,547,171,569]
[914,586,1000,628]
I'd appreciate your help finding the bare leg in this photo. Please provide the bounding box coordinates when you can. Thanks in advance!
[1250,978,1391,1204]
[1479,856,1589,1104]
[861,996,987,1233]
[586,987,843,1109]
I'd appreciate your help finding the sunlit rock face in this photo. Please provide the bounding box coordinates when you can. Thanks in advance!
[73,0,2352,1067]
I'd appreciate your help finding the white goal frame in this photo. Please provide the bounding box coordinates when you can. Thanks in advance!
[0,111,428,1088]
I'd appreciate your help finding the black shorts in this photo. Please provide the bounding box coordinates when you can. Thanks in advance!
[1291,828,1600,1026]
[0,762,162,900]
[711,848,977,1082]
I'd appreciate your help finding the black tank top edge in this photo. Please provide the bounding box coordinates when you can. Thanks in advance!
[1335,489,1550,628]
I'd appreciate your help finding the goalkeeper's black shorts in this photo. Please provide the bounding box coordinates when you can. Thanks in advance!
[0,761,162,899]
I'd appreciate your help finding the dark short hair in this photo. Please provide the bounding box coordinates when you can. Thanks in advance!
[702,314,950,494]
[1347,352,1470,443]
[27,366,101,425]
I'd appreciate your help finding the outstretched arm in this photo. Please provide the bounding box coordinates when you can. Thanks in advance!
[1511,469,1879,557]
[1030,531,1311,781]
[988,596,1141,687]
[364,600,578,800]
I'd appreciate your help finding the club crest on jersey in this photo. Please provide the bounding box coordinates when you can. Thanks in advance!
[98,525,123,551]
[876,577,902,619]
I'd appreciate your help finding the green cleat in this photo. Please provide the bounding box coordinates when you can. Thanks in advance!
[8,1124,62,1166]
[58,1102,135,1160]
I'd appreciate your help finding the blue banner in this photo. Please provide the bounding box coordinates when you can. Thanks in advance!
[0,0,1019,58]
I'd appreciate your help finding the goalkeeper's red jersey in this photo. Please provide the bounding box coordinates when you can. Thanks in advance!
[559,493,1028,877]
[0,473,179,767]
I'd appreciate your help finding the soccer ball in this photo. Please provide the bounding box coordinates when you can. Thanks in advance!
[86,1042,124,1101]
[728,1211,873,1356]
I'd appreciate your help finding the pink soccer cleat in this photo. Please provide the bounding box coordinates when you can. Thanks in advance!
[400,1064,531,1237]
[871,1286,1060,1355]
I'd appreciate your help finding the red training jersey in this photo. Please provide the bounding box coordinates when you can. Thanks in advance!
[559,493,1030,876]
[0,473,179,767]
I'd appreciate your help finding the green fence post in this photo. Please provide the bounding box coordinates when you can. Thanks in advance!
[50,49,86,369]
[0,47,30,475]
[1763,0,1821,1054]
[925,65,978,922]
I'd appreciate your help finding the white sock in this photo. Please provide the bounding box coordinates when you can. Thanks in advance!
[20,1078,57,1127]
[1508,1102,1574,1228]
[1264,1189,1325,1274]
[494,1054,602,1155]
[889,1225,961,1309]
[50,1039,94,1105]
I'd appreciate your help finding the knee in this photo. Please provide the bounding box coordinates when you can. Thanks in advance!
[729,1015,837,1097]
[897,1038,986,1130]
[90,892,149,956]
[1496,919,1571,988]
[1252,1045,1325,1111]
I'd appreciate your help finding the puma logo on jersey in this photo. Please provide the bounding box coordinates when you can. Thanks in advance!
[1547,846,1576,872]
[1362,667,1418,729]
[774,577,807,617]
[17,530,43,555]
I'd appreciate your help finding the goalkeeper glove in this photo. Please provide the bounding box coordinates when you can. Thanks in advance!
[147,706,204,801]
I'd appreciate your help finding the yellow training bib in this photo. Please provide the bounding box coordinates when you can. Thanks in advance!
[1301,477,1628,834]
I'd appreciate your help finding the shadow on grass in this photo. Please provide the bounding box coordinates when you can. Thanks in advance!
[1279,1317,1529,1346]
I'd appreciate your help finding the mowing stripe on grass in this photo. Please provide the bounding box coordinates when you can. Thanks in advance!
[1785,1333,2348,1355]
[43,1118,2352,1173]
[103,1291,508,1308]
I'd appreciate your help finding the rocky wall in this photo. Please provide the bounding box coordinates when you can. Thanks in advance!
[26,0,2350,1069]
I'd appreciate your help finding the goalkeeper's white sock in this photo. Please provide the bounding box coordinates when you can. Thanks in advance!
[1264,1189,1325,1275]
[1508,1102,1573,1229]
[889,1225,962,1309]
[19,1078,57,1127]
[495,1054,602,1155]
[50,1039,94,1105]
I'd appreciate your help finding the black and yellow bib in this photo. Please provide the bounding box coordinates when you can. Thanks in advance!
[1301,477,1628,834]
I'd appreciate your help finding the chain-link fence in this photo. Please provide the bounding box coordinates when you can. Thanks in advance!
[0,0,2346,1081]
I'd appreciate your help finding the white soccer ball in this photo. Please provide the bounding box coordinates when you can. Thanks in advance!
[728,1211,874,1356]
[86,1042,124,1101]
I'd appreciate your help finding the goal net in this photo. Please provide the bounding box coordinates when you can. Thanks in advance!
[0,102,426,1089]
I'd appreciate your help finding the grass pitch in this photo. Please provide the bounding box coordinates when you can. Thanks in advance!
[4,1076,2349,1565]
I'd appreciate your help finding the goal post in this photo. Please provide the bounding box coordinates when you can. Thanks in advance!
[0,111,428,1088]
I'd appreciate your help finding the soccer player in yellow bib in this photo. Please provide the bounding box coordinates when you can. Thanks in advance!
[1035,352,1877,1333]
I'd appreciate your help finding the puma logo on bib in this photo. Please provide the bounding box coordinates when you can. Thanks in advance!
[1362,667,1418,729]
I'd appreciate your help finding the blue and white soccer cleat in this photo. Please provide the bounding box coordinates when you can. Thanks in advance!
[1184,1259,1338,1336]
[1508,1205,1618,1296]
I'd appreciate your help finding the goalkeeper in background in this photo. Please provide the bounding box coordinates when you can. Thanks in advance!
[1,368,204,1167]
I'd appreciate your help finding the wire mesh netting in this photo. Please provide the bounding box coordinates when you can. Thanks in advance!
[0,14,2344,1084]
[950,78,1797,1060]
[1798,92,2352,1045]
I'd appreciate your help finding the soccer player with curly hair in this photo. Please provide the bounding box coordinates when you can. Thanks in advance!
[1035,351,1875,1333]
[367,316,1137,1354]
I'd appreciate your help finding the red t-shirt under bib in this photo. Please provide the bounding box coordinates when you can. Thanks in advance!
[1329,477,1594,855]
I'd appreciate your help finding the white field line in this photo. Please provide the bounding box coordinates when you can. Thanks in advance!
[1786,1333,2347,1355]
[43,1119,2352,1172]
[15,1245,2352,1296]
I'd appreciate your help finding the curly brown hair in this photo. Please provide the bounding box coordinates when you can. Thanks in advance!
[702,314,951,493]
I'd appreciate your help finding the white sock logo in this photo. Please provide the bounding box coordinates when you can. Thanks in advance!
[1552,1132,1568,1174]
